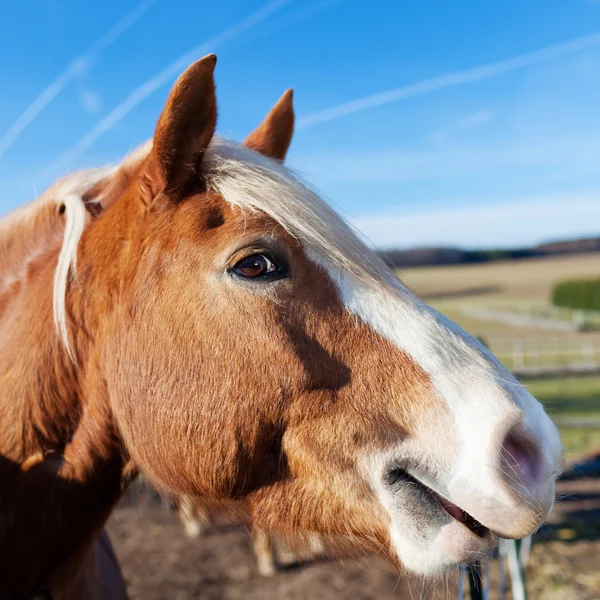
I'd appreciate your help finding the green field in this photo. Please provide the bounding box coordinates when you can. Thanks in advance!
[399,253,600,459]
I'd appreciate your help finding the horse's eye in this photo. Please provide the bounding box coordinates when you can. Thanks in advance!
[232,253,282,279]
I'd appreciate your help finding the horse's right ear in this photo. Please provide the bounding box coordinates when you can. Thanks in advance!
[143,55,218,201]
[243,89,294,161]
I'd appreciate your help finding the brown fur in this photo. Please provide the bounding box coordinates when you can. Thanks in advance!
[243,89,295,161]
[0,55,436,597]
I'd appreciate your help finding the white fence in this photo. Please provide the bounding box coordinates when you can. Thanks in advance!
[491,339,600,377]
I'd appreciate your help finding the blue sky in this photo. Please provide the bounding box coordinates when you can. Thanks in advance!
[1,0,600,249]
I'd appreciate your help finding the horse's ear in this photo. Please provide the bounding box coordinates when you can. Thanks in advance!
[243,89,294,161]
[144,55,217,199]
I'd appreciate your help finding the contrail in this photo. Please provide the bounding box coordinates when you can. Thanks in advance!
[297,31,600,129]
[42,0,292,178]
[226,0,344,49]
[0,0,155,161]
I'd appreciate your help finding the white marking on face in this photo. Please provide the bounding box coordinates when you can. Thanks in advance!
[306,249,562,569]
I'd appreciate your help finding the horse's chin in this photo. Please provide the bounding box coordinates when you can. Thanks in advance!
[389,518,495,575]
[375,468,496,575]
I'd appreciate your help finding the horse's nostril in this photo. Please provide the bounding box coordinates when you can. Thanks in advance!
[500,425,542,490]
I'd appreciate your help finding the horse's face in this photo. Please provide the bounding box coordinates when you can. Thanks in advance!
[103,56,562,575]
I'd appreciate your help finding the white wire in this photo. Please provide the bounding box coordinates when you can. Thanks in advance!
[498,539,508,600]
[507,539,527,600]
[519,535,532,568]
[459,537,531,600]
[483,553,493,600]
[458,563,467,600]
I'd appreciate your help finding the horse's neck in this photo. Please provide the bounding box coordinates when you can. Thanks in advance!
[0,157,150,596]
[0,235,77,457]
[0,238,130,597]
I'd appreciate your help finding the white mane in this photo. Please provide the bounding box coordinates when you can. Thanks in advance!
[53,137,394,356]
[51,168,115,358]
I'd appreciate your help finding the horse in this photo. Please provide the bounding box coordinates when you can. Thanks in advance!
[0,54,562,598]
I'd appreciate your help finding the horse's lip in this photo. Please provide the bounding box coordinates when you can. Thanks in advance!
[385,468,491,539]
[429,490,490,538]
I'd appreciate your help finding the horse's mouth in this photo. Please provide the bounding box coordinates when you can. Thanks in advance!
[386,468,491,539]
[430,489,489,537]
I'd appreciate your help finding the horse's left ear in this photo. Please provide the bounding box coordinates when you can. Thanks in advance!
[243,89,294,161]
[144,54,218,200]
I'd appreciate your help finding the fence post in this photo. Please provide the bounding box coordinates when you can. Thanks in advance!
[507,539,527,600]
[583,341,595,365]
[512,341,525,370]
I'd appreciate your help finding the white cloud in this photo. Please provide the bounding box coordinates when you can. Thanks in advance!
[427,110,494,145]
[350,191,600,249]
[293,137,600,185]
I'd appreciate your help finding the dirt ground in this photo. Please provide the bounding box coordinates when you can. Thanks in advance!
[108,488,439,600]
[107,469,600,600]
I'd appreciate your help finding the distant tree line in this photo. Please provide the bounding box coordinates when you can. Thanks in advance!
[377,236,600,268]
[553,279,600,312]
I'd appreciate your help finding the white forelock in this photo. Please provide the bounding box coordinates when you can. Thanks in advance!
[203,137,393,287]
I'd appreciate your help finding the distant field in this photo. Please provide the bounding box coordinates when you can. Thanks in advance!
[399,253,600,458]
[400,252,600,344]
[399,252,600,304]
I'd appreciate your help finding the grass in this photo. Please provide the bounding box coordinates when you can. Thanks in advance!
[559,429,600,459]
[399,252,600,304]
[526,375,600,417]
